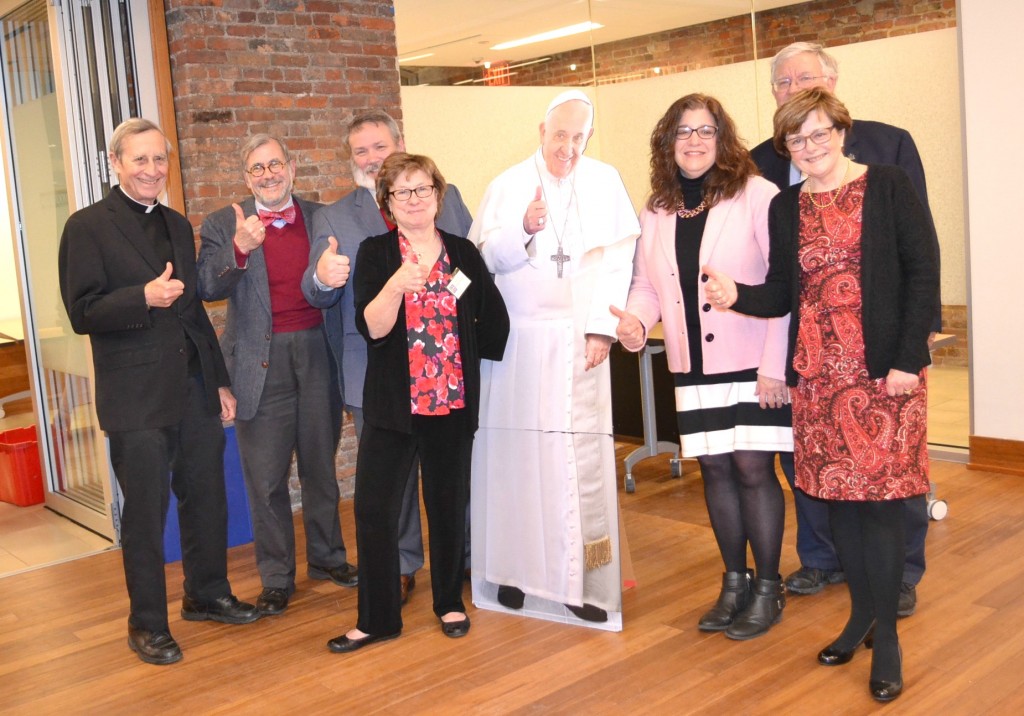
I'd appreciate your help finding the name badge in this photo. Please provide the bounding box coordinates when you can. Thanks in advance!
[446,268,471,299]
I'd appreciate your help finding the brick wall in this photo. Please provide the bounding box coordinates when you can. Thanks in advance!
[933,304,967,367]
[164,0,403,499]
[405,0,957,87]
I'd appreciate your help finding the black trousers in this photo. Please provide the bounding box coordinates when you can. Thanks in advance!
[354,411,471,636]
[107,374,231,632]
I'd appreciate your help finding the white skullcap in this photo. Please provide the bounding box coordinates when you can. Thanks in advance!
[545,89,593,116]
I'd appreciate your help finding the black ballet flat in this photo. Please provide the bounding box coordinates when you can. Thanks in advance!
[326,630,400,653]
[440,614,471,639]
[818,626,875,666]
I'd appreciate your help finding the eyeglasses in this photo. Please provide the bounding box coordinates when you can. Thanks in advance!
[771,74,828,92]
[784,126,837,152]
[246,159,287,177]
[389,185,435,202]
[676,125,718,140]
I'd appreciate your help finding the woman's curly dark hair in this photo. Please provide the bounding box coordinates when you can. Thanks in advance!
[647,93,757,213]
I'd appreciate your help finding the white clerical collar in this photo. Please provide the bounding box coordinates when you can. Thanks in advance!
[534,148,577,187]
[119,185,160,213]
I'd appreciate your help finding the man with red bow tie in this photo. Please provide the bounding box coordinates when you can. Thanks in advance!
[198,134,356,618]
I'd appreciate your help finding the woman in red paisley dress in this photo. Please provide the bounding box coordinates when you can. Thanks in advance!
[327,154,509,654]
[704,89,939,703]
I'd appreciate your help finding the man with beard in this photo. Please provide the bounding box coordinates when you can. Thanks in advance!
[198,134,356,618]
[301,111,473,603]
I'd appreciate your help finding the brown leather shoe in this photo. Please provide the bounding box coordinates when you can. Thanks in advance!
[128,626,182,665]
[400,574,416,605]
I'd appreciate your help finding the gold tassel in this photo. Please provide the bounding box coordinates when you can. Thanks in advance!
[584,535,612,571]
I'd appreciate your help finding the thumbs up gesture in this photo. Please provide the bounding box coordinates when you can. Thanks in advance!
[315,236,351,288]
[610,305,646,351]
[390,255,429,295]
[144,262,186,308]
[701,265,737,310]
[232,203,266,255]
[522,185,548,236]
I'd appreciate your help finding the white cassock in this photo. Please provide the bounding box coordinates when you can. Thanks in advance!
[469,149,639,628]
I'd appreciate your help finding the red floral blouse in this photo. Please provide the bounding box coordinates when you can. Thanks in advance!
[400,231,465,415]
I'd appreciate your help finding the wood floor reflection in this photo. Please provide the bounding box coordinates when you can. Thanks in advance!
[0,448,1018,714]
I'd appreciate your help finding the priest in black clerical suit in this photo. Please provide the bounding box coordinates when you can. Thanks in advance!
[58,118,258,666]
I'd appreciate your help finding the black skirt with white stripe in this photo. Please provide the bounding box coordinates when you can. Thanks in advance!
[673,367,793,458]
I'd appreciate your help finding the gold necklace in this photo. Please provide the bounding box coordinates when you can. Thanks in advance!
[805,157,852,210]
[676,198,707,219]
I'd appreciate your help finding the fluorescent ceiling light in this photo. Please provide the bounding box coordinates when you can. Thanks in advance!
[491,22,603,51]
[399,53,434,63]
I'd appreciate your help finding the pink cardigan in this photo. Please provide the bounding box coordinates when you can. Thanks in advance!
[624,175,789,381]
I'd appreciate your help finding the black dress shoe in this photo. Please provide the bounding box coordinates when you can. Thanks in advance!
[181,594,260,624]
[400,574,416,605]
[870,644,904,702]
[818,627,874,666]
[326,630,401,653]
[497,585,525,610]
[565,603,608,623]
[440,614,471,638]
[128,626,182,665]
[309,562,358,588]
[256,588,290,616]
[870,677,904,702]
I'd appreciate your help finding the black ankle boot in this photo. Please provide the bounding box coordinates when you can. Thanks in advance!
[725,576,785,640]
[698,571,752,632]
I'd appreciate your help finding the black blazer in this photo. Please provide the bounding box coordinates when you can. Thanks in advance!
[732,165,939,387]
[751,119,930,213]
[354,228,509,434]
[58,190,229,432]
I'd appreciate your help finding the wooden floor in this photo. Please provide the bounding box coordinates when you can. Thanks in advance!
[1,450,1022,715]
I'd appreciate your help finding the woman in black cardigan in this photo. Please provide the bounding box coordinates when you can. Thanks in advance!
[703,89,938,703]
[327,153,509,653]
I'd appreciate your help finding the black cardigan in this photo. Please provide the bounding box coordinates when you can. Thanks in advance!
[733,164,939,387]
[354,228,510,433]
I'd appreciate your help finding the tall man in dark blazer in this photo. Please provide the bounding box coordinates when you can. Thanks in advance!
[301,111,473,604]
[751,42,936,616]
[198,135,356,618]
[59,118,259,666]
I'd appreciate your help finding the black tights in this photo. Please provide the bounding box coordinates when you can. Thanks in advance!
[828,500,906,681]
[697,450,784,579]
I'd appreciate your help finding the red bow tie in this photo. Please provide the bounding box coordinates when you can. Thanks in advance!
[258,205,296,227]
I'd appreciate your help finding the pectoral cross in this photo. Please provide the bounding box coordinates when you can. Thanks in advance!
[551,245,570,279]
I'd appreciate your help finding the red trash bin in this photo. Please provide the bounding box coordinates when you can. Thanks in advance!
[0,425,44,507]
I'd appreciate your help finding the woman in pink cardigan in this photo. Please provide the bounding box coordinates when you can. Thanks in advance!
[613,94,792,640]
